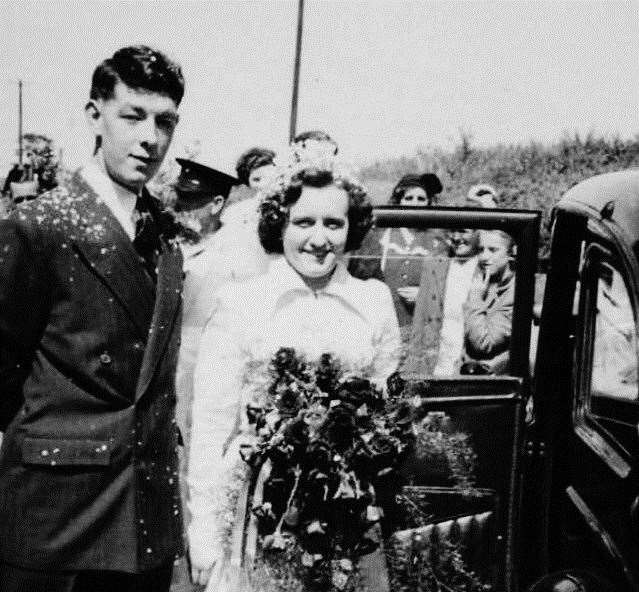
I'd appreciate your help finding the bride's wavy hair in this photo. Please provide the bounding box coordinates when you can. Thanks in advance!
[258,167,373,254]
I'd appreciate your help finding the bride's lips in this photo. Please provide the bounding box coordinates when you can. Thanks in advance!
[302,249,333,263]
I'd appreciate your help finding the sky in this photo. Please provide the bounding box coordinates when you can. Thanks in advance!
[1,0,638,174]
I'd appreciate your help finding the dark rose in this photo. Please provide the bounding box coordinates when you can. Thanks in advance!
[390,401,415,434]
[368,432,400,471]
[315,353,342,395]
[302,519,331,556]
[302,468,333,519]
[245,402,264,425]
[304,439,332,473]
[336,377,375,410]
[263,476,291,516]
[322,405,356,452]
[276,385,305,418]
[252,502,278,534]
[304,558,331,591]
[348,439,375,480]
[156,207,181,241]
[282,417,309,461]
[386,371,405,399]
[269,347,308,381]
[356,524,381,555]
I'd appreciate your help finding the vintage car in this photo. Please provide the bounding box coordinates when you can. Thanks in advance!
[523,170,639,592]
[360,172,639,592]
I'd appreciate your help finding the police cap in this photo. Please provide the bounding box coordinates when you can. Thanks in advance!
[174,158,238,210]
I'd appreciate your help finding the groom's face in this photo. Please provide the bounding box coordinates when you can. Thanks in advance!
[87,82,179,191]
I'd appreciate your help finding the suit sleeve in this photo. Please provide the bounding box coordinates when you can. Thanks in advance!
[0,217,50,429]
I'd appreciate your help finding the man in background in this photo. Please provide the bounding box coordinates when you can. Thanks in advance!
[172,157,238,449]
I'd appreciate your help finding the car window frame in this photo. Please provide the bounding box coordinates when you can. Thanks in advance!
[371,206,540,380]
[572,239,639,475]
[578,244,639,425]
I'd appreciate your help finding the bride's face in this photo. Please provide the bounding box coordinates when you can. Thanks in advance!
[283,185,349,281]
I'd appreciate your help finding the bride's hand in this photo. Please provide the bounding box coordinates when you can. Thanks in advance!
[191,565,213,587]
[188,546,217,587]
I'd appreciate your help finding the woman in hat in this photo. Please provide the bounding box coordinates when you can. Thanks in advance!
[186,165,400,588]
[388,173,443,207]
[349,173,448,331]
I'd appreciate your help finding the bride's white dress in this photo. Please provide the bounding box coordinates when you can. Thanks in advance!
[187,256,400,578]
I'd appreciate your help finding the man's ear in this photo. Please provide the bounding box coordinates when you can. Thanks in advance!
[84,100,103,134]
[208,195,226,217]
[85,100,104,155]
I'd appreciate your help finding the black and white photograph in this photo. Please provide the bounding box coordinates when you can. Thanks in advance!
[0,1,638,591]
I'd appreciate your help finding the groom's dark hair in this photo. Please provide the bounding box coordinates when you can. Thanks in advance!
[258,167,373,254]
[90,45,185,106]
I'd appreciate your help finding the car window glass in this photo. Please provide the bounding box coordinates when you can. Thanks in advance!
[348,226,516,378]
[590,265,638,402]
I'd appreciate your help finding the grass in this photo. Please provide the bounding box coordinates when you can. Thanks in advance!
[357,133,639,257]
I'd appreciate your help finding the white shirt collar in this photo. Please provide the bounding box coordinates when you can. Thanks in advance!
[268,256,356,304]
[81,160,138,241]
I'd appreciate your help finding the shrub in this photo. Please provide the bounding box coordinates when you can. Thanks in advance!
[357,133,639,258]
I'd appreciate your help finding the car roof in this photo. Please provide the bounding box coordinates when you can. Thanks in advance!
[558,169,639,248]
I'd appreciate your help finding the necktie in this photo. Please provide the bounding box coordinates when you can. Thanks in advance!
[133,194,160,281]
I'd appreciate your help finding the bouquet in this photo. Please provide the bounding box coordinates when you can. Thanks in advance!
[241,348,486,592]
[242,348,412,590]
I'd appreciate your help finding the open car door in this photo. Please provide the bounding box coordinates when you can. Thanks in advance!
[347,205,540,592]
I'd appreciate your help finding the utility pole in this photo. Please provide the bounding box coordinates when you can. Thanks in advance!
[288,0,304,143]
[18,79,23,165]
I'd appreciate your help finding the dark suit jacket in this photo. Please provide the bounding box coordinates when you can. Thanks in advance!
[0,171,184,572]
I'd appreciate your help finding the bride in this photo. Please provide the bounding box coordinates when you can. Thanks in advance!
[187,165,400,587]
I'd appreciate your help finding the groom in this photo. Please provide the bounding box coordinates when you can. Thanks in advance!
[0,46,185,591]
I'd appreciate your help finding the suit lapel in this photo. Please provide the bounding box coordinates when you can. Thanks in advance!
[67,173,156,338]
[60,172,183,401]
[135,240,183,400]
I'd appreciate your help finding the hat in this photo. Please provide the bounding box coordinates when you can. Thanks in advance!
[393,172,443,199]
[467,184,497,208]
[420,173,443,197]
[174,158,238,210]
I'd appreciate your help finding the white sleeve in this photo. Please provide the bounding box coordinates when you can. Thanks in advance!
[370,281,401,388]
[187,287,247,567]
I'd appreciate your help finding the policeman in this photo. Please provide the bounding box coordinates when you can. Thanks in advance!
[172,157,238,449]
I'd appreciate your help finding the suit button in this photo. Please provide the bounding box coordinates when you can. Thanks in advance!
[133,341,144,351]
[100,352,112,365]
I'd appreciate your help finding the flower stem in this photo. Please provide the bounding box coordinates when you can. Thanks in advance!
[274,465,302,534]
